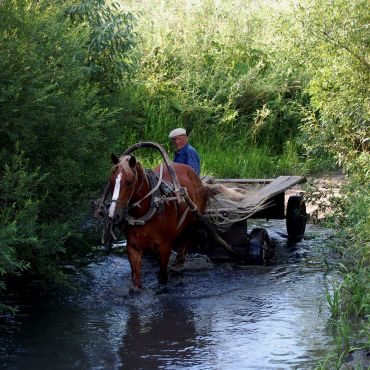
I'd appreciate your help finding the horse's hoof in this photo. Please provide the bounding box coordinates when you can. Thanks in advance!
[129,286,142,295]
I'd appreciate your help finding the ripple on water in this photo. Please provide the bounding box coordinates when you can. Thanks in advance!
[1,221,340,370]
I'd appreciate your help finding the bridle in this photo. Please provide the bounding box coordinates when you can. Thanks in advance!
[94,142,188,245]
[94,142,245,262]
[130,164,164,209]
[108,165,139,219]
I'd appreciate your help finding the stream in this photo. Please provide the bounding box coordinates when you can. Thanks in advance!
[1,220,338,369]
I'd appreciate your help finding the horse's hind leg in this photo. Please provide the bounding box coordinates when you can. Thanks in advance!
[127,245,142,289]
[158,246,171,285]
[174,231,188,266]
[175,243,187,266]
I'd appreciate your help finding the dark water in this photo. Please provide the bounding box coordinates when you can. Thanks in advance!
[1,221,337,370]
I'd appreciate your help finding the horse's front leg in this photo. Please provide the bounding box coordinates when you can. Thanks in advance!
[158,246,171,285]
[127,245,142,289]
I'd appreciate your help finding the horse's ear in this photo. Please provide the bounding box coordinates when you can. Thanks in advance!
[111,153,119,165]
[129,156,137,168]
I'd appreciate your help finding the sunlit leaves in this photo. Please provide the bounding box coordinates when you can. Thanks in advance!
[67,0,138,89]
[279,0,370,182]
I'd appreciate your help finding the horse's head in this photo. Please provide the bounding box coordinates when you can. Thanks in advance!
[108,153,137,225]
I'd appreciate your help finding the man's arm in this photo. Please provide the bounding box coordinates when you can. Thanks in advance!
[186,149,200,175]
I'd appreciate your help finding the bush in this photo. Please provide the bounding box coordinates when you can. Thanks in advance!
[119,0,306,156]
[0,0,137,300]
[275,0,370,183]
[0,150,40,305]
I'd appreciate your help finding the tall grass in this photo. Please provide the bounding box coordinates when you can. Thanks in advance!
[320,181,370,366]
[118,0,306,170]
[201,145,303,178]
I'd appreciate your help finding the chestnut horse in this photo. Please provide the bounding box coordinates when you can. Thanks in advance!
[108,154,211,288]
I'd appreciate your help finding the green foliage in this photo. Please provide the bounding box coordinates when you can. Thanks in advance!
[0,150,39,292]
[325,280,343,319]
[322,179,370,365]
[324,180,369,317]
[201,143,304,178]
[326,181,370,267]
[276,0,370,183]
[0,0,137,299]
[121,0,305,156]
[0,148,84,292]
[3,1,94,217]
[67,0,137,90]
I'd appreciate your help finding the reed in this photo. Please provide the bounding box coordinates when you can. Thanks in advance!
[326,280,343,319]
[321,181,370,367]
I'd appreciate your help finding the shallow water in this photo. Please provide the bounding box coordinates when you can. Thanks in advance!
[1,221,337,370]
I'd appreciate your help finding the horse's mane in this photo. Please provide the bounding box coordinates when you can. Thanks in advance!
[113,155,137,177]
[114,155,149,188]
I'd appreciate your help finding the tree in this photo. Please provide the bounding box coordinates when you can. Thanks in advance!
[67,0,137,90]
[279,0,370,182]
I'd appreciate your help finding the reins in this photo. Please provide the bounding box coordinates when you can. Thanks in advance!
[94,142,186,244]
[122,142,184,204]
[94,142,245,262]
[131,164,164,209]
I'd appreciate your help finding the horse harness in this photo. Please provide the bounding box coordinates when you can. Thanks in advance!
[96,165,197,244]
[127,166,179,225]
[94,143,247,261]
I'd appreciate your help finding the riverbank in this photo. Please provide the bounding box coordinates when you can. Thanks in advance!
[312,176,369,369]
[286,171,346,222]
[287,171,369,368]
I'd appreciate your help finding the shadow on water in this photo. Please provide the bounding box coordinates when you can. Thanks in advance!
[1,220,339,369]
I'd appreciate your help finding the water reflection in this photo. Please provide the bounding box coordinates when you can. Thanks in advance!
[120,304,203,369]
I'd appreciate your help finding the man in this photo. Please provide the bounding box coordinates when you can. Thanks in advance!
[168,128,200,175]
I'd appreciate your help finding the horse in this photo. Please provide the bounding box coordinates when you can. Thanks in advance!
[108,154,212,289]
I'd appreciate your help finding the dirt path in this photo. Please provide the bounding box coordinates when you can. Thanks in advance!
[286,171,346,221]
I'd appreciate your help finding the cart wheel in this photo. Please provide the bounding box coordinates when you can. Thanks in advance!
[248,228,270,265]
[286,195,307,243]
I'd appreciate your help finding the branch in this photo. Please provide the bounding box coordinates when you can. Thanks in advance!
[322,30,370,72]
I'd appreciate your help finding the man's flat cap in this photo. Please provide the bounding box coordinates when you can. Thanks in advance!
[169,128,187,139]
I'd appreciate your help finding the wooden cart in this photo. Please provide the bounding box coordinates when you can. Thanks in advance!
[192,176,307,264]
[95,141,307,265]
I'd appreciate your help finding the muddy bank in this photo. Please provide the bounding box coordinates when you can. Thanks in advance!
[287,171,345,221]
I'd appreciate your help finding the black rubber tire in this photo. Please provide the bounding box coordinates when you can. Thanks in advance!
[286,195,307,243]
[248,228,269,265]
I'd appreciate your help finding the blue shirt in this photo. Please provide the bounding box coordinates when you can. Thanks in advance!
[174,143,200,175]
